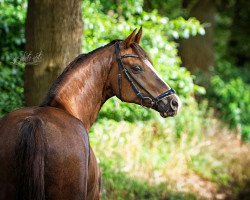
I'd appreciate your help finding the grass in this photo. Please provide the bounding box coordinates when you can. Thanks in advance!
[89,110,250,199]
[100,159,196,200]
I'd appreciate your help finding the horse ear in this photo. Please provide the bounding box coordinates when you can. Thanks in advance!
[134,27,142,44]
[123,29,137,48]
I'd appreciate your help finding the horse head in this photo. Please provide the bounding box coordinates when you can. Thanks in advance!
[108,28,180,117]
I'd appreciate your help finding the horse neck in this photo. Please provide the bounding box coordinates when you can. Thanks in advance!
[48,45,115,131]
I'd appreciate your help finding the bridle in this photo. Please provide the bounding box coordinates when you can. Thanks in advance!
[115,42,176,108]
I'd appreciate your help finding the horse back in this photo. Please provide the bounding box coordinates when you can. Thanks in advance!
[0,106,90,200]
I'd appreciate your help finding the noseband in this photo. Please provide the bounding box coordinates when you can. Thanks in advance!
[115,42,176,107]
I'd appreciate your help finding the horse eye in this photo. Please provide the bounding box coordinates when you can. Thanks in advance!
[131,65,142,73]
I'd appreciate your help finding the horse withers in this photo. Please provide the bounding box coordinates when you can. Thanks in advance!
[0,28,180,200]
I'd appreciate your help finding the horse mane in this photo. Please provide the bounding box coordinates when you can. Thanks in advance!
[40,40,120,107]
[40,39,150,107]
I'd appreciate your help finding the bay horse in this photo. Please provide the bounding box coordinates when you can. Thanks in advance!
[0,28,180,200]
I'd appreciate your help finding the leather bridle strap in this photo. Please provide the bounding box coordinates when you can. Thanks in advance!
[115,42,175,106]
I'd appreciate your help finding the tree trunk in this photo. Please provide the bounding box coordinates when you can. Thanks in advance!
[179,0,216,74]
[24,0,83,106]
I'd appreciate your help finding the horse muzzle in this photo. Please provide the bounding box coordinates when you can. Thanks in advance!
[156,95,180,118]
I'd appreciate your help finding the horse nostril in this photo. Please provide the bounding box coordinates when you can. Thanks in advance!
[170,99,178,111]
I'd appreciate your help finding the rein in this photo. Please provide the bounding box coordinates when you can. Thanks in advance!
[115,42,176,107]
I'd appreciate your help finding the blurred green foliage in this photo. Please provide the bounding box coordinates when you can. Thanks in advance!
[207,1,250,140]
[208,57,250,140]
[0,0,26,116]
[210,72,250,140]
[143,0,183,19]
